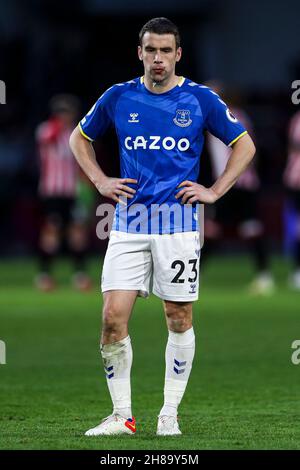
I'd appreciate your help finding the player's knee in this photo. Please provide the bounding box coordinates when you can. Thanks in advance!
[102,310,119,333]
[164,302,192,332]
[102,304,125,337]
[168,317,192,332]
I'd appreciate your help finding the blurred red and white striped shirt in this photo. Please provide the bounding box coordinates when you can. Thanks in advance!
[284,111,300,190]
[207,107,259,191]
[36,117,77,198]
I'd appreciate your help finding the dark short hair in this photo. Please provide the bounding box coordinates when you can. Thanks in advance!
[139,17,180,49]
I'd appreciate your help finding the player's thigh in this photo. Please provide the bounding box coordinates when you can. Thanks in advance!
[102,290,138,326]
[152,231,201,302]
[101,231,152,297]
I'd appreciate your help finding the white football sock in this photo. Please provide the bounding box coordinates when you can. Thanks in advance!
[159,327,195,417]
[100,335,133,419]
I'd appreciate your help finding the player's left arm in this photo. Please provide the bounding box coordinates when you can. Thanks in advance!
[176,88,256,204]
[176,133,255,204]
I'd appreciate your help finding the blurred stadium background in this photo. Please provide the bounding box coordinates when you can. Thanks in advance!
[1,0,300,450]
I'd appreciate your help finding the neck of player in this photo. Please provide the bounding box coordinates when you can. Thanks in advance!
[144,73,181,94]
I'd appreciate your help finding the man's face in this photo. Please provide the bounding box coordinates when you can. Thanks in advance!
[138,32,182,84]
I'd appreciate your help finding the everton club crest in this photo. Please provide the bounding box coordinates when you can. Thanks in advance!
[173,109,192,128]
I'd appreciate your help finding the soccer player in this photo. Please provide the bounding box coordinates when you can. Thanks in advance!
[69,17,255,436]
[35,94,92,291]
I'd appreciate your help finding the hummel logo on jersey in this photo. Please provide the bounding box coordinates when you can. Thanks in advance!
[173,109,192,128]
[128,113,139,123]
[124,136,190,151]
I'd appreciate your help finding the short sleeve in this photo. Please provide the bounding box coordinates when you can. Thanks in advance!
[78,86,116,142]
[203,88,247,147]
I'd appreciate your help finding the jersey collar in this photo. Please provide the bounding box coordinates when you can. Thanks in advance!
[140,76,185,93]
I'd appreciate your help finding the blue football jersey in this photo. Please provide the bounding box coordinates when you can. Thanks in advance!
[79,77,247,234]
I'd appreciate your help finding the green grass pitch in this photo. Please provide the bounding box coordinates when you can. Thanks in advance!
[0,256,300,450]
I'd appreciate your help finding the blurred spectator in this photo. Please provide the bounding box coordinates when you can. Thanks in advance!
[283,110,300,289]
[35,94,93,291]
[204,81,275,295]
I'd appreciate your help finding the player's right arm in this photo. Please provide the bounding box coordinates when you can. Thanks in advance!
[69,87,137,204]
[69,127,136,204]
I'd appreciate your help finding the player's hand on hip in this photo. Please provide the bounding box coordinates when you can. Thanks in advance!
[176,180,218,204]
[96,177,137,204]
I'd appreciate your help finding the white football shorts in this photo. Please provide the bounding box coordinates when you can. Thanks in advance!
[101,230,201,302]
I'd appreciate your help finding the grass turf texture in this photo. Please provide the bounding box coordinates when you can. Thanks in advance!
[0,256,299,450]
